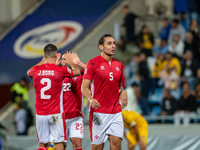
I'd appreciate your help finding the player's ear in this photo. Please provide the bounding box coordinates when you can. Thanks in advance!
[98,45,103,51]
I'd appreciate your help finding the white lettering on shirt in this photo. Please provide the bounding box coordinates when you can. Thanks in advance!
[38,70,54,76]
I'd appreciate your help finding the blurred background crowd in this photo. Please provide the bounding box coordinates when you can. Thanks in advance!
[112,0,200,125]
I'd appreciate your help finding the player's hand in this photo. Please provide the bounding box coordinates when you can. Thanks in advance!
[72,52,81,65]
[62,52,74,66]
[55,53,61,65]
[89,98,100,109]
[119,90,127,109]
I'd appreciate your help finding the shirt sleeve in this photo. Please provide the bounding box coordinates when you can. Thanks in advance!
[83,60,95,81]
[27,67,34,78]
[62,67,74,78]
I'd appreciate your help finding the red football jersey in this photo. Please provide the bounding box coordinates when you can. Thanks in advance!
[27,63,74,115]
[83,55,122,114]
[63,73,83,119]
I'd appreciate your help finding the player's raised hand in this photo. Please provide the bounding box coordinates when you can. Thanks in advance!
[89,98,100,109]
[62,52,74,66]
[72,52,81,65]
[120,90,127,109]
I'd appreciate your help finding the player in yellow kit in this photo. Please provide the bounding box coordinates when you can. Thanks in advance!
[122,110,148,150]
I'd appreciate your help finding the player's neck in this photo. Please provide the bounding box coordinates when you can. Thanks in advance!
[45,58,56,64]
[101,53,113,62]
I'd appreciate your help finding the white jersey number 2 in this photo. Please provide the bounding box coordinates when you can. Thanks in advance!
[40,78,51,99]
[109,72,113,81]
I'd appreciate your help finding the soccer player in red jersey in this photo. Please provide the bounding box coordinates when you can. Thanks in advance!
[27,44,80,150]
[81,34,128,150]
[60,53,86,150]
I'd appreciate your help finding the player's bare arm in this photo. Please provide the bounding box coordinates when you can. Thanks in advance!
[81,79,100,109]
[119,83,127,109]
[72,52,87,69]
[62,52,80,77]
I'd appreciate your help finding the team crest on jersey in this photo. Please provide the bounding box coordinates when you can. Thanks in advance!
[116,67,120,71]
[14,21,83,59]
[100,66,105,70]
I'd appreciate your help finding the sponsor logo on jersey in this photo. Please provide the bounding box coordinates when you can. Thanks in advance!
[100,66,105,70]
[14,21,83,59]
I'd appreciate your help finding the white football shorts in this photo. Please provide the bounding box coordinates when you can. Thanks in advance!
[36,113,67,144]
[89,112,124,145]
[66,116,84,141]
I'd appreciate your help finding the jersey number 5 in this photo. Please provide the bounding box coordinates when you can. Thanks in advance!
[109,72,113,81]
[40,78,51,99]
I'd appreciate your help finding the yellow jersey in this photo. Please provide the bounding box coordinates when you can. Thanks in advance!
[122,110,147,129]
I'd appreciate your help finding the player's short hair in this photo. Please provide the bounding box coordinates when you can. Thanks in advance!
[98,34,113,46]
[123,5,129,9]
[44,44,57,58]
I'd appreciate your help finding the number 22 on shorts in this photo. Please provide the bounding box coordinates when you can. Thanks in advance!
[76,123,83,133]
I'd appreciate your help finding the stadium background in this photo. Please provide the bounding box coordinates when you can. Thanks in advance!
[0,0,200,149]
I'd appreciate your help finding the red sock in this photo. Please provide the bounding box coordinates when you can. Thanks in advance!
[74,148,82,150]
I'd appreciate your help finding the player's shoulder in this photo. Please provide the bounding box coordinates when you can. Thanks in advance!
[87,56,100,66]
[89,55,101,62]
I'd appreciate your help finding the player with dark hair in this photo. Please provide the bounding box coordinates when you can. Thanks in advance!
[58,52,86,150]
[82,34,127,150]
[27,44,80,150]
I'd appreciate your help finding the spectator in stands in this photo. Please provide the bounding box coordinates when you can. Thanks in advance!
[165,51,181,76]
[189,19,200,42]
[160,65,180,100]
[135,88,150,115]
[114,36,138,64]
[181,51,198,90]
[124,82,142,114]
[183,32,199,62]
[122,5,138,42]
[153,39,169,56]
[14,102,27,135]
[168,19,186,43]
[160,17,171,40]
[10,77,29,104]
[151,53,167,99]
[161,88,178,116]
[174,83,197,126]
[137,25,154,57]
[168,34,185,59]
[133,53,151,99]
